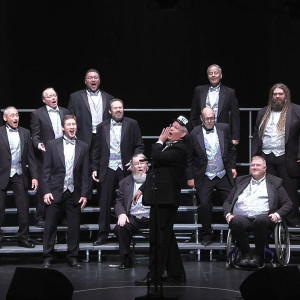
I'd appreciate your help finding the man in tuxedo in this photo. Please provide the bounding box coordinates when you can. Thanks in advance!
[30,87,69,227]
[190,64,240,145]
[224,156,292,268]
[68,68,114,200]
[68,68,114,149]
[187,107,237,246]
[135,115,189,286]
[92,99,144,245]
[252,83,300,227]
[42,115,89,269]
[113,153,150,269]
[0,107,38,248]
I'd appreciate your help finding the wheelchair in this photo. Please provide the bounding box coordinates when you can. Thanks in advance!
[226,219,290,269]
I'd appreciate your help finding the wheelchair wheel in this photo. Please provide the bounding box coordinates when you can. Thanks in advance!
[274,220,290,266]
[226,229,241,268]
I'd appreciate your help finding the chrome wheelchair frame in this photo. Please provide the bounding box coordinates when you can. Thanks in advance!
[226,219,290,269]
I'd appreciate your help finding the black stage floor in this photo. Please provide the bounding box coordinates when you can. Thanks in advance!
[1,252,300,300]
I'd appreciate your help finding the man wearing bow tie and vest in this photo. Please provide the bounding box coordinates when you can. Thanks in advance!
[42,115,89,269]
[190,64,240,146]
[186,107,237,246]
[30,87,69,227]
[68,69,114,201]
[92,99,144,246]
[0,107,38,249]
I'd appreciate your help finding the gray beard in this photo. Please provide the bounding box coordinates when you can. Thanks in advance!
[133,173,146,183]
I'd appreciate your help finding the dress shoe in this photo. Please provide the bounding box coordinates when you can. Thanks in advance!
[236,253,251,267]
[42,258,53,269]
[248,255,264,268]
[67,258,82,269]
[35,219,45,228]
[201,236,212,246]
[135,273,159,286]
[118,255,133,269]
[93,237,108,246]
[18,239,35,248]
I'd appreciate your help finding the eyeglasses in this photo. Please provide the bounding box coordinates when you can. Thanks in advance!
[202,117,215,122]
[86,76,99,81]
[44,94,57,99]
[132,161,147,167]
[169,124,186,132]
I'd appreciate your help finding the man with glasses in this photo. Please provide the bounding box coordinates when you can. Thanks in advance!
[68,68,114,149]
[68,68,114,201]
[112,153,150,269]
[30,87,69,227]
[186,107,237,246]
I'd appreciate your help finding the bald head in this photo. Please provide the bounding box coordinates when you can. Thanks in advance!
[201,107,215,130]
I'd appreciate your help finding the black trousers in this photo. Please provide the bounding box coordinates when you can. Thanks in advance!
[148,205,185,279]
[97,167,125,239]
[229,214,276,257]
[114,215,149,255]
[263,152,300,226]
[43,190,81,259]
[197,175,232,236]
[0,174,29,242]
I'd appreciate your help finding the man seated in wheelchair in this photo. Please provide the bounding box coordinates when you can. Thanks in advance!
[223,156,293,268]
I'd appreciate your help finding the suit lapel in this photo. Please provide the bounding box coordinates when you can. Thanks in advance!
[0,126,10,152]
[74,141,81,168]
[200,86,209,110]
[104,121,110,148]
[196,128,206,155]
[285,105,292,143]
[42,106,54,130]
[218,86,225,117]
[101,91,107,113]
[266,176,275,209]
[19,128,25,156]
[57,139,65,166]
[82,90,91,114]
[121,118,127,142]
[125,177,134,213]
[216,126,225,155]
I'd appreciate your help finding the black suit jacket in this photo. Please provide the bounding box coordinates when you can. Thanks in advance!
[0,125,38,189]
[252,103,300,177]
[190,84,240,140]
[186,123,236,187]
[30,105,69,149]
[115,175,135,217]
[223,174,293,219]
[68,89,114,147]
[143,140,189,207]
[92,117,144,182]
[42,137,89,204]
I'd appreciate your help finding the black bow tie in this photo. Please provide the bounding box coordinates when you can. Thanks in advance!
[64,138,76,145]
[49,109,59,113]
[206,129,214,134]
[112,122,122,126]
